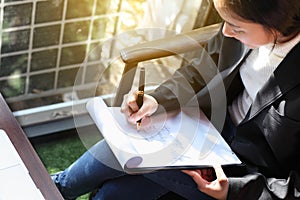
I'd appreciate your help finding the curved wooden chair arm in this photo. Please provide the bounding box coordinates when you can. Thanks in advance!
[113,23,221,106]
[120,23,221,64]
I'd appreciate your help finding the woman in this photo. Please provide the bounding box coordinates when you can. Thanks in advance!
[52,0,300,199]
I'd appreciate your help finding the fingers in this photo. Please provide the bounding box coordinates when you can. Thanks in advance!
[182,166,229,200]
[127,92,140,112]
[182,168,215,182]
[200,168,215,182]
[182,169,198,177]
[182,169,208,187]
[120,92,139,124]
[120,92,136,118]
[129,94,158,123]
[120,91,158,124]
[212,164,228,185]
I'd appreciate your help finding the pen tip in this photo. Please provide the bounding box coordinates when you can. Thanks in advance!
[136,122,141,131]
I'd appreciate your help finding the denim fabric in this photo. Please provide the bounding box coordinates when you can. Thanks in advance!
[53,139,216,200]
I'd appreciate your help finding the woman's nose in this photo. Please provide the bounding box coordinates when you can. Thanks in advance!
[222,23,235,38]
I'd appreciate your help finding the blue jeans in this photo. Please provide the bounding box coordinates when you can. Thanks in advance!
[53,139,216,200]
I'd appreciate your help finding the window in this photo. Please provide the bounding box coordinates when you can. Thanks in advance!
[1,0,146,111]
[0,0,219,137]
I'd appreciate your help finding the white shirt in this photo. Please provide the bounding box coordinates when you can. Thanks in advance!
[229,33,300,125]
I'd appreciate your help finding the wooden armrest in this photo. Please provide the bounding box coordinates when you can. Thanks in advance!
[113,23,221,106]
[120,23,221,64]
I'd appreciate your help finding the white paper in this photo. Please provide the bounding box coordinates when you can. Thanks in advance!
[86,97,241,172]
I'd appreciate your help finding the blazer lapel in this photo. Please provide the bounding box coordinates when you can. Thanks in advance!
[245,42,300,121]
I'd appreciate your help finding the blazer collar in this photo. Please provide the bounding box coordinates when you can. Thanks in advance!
[245,42,300,121]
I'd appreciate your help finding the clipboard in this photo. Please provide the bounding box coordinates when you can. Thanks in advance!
[86,97,242,174]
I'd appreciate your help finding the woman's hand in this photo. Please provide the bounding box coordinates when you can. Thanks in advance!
[182,165,229,200]
[120,91,158,124]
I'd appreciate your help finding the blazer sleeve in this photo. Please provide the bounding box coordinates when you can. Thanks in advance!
[227,170,300,199]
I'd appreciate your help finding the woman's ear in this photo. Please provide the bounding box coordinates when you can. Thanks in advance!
[275,29,298,44]
[271,29,280,44]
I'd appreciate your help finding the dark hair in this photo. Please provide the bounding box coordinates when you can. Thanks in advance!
[223,0,300,36]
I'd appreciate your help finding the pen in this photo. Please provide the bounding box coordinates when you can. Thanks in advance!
[136,67,145,131]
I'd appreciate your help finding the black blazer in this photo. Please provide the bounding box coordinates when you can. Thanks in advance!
[151,28,300,199]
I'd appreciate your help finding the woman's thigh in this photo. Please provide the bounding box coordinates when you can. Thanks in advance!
[144,170,215,200]
[92,175,169,200]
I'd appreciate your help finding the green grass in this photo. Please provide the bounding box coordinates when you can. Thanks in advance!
[31,129,102,200]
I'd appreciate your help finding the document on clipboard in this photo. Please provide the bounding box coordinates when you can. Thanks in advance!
[86,96,242,174]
